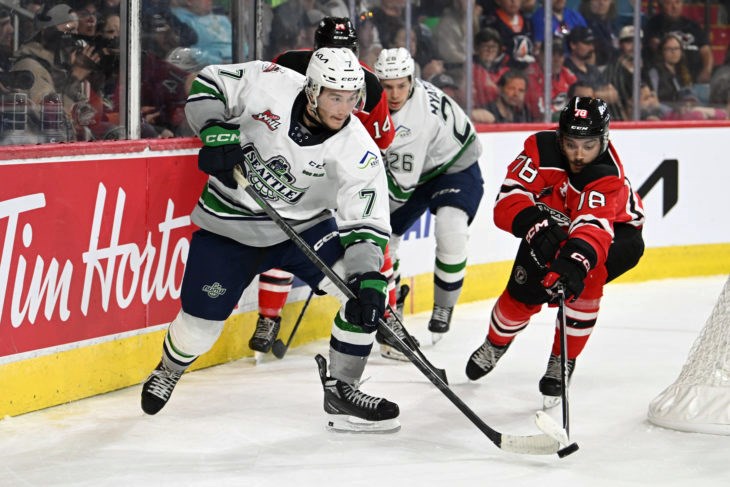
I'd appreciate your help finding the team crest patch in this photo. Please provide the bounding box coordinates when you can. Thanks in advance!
[357,151,379,169]
[241,143,307,203]
[514,266,527,285]
[253,110,282,131]
[395,125,411,138]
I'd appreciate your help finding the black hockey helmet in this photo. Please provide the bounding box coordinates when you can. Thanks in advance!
[558,96,610,153]
[314,17,358,55]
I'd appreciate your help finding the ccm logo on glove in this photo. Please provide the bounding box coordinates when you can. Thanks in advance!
[569,251,591,273]
[203,132,240,145]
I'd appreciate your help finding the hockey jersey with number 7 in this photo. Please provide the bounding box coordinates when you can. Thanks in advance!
[185,60,391,257]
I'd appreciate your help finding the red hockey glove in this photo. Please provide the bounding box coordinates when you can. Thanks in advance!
[542,239,597,302]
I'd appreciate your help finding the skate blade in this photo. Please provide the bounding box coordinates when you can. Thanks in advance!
[431,332,443,345]
[326,414,401,434]
[542,395,561,409]
[379,344,410,362]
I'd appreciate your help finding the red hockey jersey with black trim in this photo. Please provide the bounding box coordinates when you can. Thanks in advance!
[273,49,394,151]
[494,131,645,267]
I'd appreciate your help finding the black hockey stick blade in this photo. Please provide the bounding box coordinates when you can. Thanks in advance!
[233,165,565,456]
[272,290,314,359]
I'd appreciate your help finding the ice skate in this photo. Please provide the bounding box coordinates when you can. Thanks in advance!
[428,305,453,343]
[465,339,511,380]
[539,353,576,409]
[141,361,183,415]
[315,354,400,433]
[248,314,281,353]
[375,314,419,362]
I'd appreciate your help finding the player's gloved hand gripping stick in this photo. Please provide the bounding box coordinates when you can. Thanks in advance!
[233,164,578,457]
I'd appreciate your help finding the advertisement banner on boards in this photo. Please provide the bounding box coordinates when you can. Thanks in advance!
[0,155,205,358]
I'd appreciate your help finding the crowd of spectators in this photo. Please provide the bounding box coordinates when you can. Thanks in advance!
[0,0,224,144]
[1,0,729,145]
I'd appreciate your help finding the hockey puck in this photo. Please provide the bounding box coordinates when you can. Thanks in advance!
[271,340,286,359]
[557,442,579,458]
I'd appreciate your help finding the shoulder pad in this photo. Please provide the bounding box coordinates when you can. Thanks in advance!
[362,69,384,112]
[274,50,311,76]
[534,131,563,169]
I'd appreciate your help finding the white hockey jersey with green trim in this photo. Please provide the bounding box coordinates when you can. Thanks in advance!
[185,60,390,259]
[385,79,482,209]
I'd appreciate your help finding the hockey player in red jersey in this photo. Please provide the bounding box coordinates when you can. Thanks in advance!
[465,97,645,405]
[250,17,407,361]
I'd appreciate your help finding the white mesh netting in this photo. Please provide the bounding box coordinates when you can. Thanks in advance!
[648,275,730,435]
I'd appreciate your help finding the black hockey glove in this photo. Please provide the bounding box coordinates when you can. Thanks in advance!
[198,121,243,189]
[541,239,597,302]
[513,207,568,268]
[344,271,388,333]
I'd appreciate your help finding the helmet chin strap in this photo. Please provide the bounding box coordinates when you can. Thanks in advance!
[304,102,326,129]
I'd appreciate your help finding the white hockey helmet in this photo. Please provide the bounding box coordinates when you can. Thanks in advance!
[373,47,415,80]
[305,47,365,109]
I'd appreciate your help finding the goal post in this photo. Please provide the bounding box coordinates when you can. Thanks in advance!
[647,275,730,435]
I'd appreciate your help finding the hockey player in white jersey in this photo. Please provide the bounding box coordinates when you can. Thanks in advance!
[140,48,400,432]
[373,48,485,343]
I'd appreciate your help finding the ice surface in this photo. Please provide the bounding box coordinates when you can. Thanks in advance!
[1,276,728,486]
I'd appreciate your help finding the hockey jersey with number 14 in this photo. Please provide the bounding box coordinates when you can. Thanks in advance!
[185,61,391,266]
[385,79,482,211]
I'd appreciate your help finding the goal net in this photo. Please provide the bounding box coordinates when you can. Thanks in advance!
[647,275,730,435]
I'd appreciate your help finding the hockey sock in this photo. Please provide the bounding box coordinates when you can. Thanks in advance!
[164,310,225,370]
[258,269,294,317]
[433,206,469,307]
[549,299,599,358]
[487,290,541,347]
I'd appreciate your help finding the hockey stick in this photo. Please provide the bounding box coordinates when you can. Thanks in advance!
[271,289,314,359]
[383,303,448,384]
[233,165,575,456]
[557,288,572,437]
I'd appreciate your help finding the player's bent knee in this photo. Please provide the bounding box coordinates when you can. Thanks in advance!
[169,310,225,356]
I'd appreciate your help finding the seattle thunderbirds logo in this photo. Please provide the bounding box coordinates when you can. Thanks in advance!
[241,143,307,204]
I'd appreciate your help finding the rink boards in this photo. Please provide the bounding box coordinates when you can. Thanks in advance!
[0,124,729,417]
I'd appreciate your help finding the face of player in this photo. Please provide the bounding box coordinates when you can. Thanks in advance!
[313,88,360,131]
[380,77,412,112]
[561,135,601,173]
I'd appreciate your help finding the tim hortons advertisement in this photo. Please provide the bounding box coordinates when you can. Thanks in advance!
[0,155,206,359]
